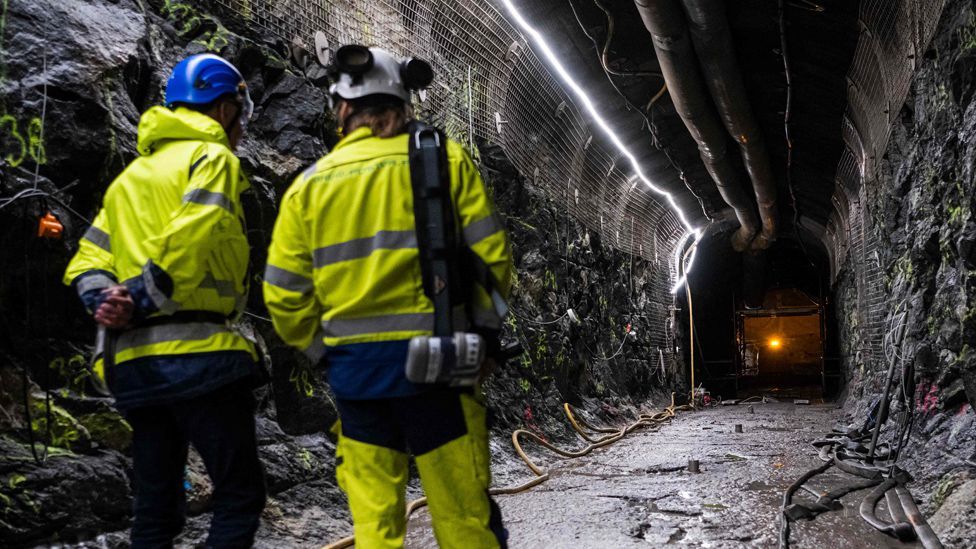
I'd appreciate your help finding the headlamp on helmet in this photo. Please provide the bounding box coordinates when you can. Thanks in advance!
[334,44,374,77]
[400,57,434,91]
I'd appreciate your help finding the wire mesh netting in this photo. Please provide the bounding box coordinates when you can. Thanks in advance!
[211,0,687,351]
[831,0,945,370]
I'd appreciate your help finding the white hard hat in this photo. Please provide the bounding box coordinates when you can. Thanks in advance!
[328,45,433,104]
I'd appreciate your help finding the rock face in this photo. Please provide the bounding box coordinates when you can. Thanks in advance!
[0,0,341,545]
[480,143,681,436]
[0,0,678,545]
[0,436,132,546]
[832,0,976,533]
[928,476,976,546]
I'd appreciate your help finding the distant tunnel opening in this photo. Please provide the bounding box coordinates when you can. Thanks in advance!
[678,229,840,402]
[736,289,824,400]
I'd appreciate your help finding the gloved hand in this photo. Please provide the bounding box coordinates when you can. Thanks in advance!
[94,286,135,329]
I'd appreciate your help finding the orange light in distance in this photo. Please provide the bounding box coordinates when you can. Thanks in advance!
[769,338,782,348]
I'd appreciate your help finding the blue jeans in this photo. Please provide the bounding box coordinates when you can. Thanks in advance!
[124,378,266,548]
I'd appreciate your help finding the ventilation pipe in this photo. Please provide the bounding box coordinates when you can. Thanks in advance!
[680,0,778,249]
[633,0,759,252]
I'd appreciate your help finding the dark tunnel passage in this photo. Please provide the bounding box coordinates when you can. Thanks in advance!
[678,230,839,402]
[1,0,974,547]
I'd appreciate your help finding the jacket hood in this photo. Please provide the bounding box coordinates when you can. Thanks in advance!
[137,106,231,155]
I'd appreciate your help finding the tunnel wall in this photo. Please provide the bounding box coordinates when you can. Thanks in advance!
[205,0,689,265]
[832,0,976,539]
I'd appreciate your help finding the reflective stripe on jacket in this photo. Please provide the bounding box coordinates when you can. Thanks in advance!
[263,126,513,363]
[63,106,255,367]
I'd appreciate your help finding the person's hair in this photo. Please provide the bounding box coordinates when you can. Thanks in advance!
[340,95,411,138]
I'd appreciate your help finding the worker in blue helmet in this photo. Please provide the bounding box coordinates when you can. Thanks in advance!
[63,53,266,547]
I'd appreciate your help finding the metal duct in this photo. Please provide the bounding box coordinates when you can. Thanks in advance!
[633,0,759,252]
[680,0,778,249]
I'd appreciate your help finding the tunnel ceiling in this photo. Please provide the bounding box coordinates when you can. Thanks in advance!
[527,0,861,238]
[208,0,943,281]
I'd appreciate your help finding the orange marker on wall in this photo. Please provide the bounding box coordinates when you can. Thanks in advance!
[37,211,63,239]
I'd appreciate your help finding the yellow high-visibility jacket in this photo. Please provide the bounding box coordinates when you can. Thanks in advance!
[264,126,512,397]
[64,106,256,376]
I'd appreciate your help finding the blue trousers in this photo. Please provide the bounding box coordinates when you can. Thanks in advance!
[124,378,266,548]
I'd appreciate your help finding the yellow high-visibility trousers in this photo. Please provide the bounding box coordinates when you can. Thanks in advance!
[333,388,506,549]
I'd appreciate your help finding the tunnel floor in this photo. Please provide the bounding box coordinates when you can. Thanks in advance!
[404,402,919,548]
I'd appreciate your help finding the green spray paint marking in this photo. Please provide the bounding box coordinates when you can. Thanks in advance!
[0,114,26,167]
[27,116,45,165]
[289,365,315,397]
[0,114,47,167]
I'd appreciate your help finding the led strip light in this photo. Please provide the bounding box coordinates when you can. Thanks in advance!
[498,0,702,292]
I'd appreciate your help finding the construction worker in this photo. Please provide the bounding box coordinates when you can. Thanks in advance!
[263,46,513,548]
[63,54,266,547]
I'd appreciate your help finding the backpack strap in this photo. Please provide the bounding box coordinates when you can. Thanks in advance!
[408,121,506,336]
[408,121,460,337]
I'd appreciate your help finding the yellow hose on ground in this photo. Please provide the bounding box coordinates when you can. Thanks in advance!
[323,393,693,548]
[683,244,696,406]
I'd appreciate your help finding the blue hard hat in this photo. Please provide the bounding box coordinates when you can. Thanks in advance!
[165,54,247,107]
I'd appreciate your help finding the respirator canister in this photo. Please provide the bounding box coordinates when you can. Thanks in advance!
[405,332,486,386]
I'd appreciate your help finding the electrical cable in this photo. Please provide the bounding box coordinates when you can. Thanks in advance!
[19,237,51,465]
[591,0,662,78]
[0,187,93,225]
[597,326,630,361]
[20,364,51,465]
[680,241,697,404]
[509,307,572,326]
[5,57,89,465]
[787,0,825,12]
[778,298,943,548]
[564,0,696,211]
[31,51,49,193]
[574,310,636,362]
[645,82,669,112]
[778,0,817,270]
[0,188,47,211]
[244,311,273,324]
[779,0,797,229]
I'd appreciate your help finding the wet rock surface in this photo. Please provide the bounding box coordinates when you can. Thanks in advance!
[0,0,342,545]
[405,403,924,548]
[481,142,682,437]
[832,0,976,526]
[0,436,132,546]
[6,0,971,546]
